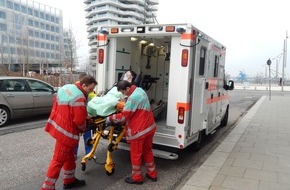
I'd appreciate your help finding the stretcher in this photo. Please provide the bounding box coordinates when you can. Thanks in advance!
[80,116,126,175]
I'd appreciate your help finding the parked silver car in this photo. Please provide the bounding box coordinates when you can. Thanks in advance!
[0,77,57,127]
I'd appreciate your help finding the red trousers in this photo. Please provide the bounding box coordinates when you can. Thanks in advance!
[129,133,157,181]
[41,141,76,190]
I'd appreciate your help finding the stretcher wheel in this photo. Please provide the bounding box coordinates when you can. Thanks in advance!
[106,168,115,176]
[108,143,115,152]
[81,163,86,171]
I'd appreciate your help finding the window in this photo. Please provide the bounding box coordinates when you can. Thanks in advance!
[4,80,27,92]
[0,0,5,7]
[3,47,9,53]
[1,35,7,43]
[214,55,219,77]
[0,23,7,32]
[40,23,45,30]
[46,43,50,49]
[16,38,21,45]
[46,34,50,40]
[21,6,27,14]
[6,1,13,9]
[41,33,45,39]
[28,8,33,15]
[11,47,16,54]
[45,14,50,21]
[0,11,6,19]
[35,51,40,57]
[28,29,34,37]
[199,47,206,76]
[34,10,39,17]
[34,31,39,38]
[34,21,39,28]
[14,3,20,11]
[35,41,39,47]
[40,12,44,19]
[29,40,34,47]
[27,79,53,92]
[28,19,33,26]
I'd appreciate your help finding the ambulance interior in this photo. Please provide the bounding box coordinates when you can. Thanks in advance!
[113,36,172,124]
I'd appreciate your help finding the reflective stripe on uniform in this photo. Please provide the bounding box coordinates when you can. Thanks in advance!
[126,123,156,141]
[63,169,75,179]
[45,177,57,183]
[145,162,156,171]
[132,170,142,175]
[47,119,79,140]
[42,183,55,190]
[132,165,142,175]
[42,177,56,190]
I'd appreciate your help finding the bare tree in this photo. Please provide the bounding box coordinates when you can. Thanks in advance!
[62,22,89,73]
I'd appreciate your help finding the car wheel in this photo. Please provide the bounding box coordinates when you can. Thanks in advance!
[0,106,10,127]
[220,106,229,127]
[193,130,205,151]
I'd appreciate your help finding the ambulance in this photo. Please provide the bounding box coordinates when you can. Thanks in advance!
[95,23,234,159]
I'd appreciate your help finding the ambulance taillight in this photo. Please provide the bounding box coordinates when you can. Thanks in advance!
[181,49,188,67]
[98,49,104,64]
[178,107,185,124]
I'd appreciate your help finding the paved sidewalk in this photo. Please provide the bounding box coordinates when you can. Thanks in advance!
[180,95,290,190]
[235,84,290,91]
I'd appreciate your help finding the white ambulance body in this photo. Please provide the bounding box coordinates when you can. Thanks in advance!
[95,23,234,159]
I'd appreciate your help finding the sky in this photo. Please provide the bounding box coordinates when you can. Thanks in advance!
[35,0,290,78]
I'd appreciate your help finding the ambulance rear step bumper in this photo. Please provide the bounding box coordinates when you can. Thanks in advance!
[117,142,179,160]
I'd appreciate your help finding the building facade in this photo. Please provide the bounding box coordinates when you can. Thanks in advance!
[0,0,67,74]
[83,0,159,73]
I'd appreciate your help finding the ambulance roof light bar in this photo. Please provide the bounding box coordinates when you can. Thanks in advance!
[99,29,109,35]
[137,26,145,33]
[176,27,186,34]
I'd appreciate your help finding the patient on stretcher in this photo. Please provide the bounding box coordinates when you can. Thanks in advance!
[87,70,167,119]
[87,70,137,117]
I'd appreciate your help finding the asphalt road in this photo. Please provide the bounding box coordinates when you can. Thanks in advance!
[0,90,278,190]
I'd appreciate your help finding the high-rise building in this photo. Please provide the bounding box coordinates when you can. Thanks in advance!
[0,0,74,74]
[83,0,159,72]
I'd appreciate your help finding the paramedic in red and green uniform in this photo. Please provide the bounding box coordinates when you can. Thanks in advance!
[41,75,97,190]
[74,73,96,159]
[106,80,157,184]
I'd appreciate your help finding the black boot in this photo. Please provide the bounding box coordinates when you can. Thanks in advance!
[63,178,86,189]
[124,177,143,185]
[146,173,157,182]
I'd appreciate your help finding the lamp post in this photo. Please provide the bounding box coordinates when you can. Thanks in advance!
[267,58,272,100]
[282,31,288,91]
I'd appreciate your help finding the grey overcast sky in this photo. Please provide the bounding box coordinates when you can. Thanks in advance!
[35,0,290,78]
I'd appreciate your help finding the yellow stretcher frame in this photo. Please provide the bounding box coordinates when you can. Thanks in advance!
[80,117,126,175]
